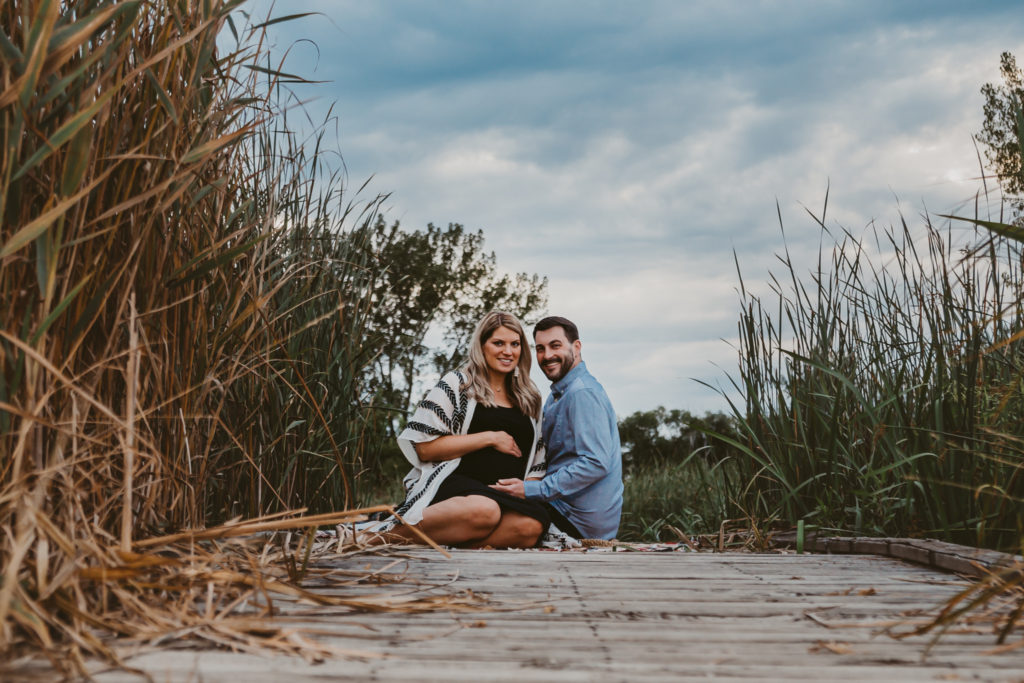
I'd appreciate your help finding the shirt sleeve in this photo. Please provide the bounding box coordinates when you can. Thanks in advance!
[523,390,615,501]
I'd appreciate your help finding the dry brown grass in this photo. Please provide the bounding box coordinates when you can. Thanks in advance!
[0,1,409,676]
[1,505,494,677]
[894,560,1024,654]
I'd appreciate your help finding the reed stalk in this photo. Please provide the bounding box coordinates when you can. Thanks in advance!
[0,0,390,670]
[726,204,1024,551]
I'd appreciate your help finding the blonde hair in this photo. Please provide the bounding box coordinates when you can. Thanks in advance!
[463,311,542,419]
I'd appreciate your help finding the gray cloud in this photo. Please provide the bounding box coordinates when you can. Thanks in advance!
[247,0,1024,414]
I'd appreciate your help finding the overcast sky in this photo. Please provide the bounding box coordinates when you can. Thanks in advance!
[244,0,1023,416]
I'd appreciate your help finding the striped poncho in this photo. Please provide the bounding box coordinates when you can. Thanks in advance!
[377,370,546,532]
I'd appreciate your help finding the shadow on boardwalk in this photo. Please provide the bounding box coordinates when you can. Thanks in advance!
[20,549,1024,681]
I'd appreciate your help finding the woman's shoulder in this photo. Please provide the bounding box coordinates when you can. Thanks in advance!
[423,370,471,406]
[437,369,467,389]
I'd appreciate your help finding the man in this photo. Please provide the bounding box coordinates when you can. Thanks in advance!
[491,316,623,540]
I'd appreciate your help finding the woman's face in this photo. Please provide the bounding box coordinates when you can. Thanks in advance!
[482,325,522,377]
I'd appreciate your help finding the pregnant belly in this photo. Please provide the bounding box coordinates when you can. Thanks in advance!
[455,448,524,484]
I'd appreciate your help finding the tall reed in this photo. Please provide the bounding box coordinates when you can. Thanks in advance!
[726,207,1024,551]
[204,101,388,520]
[0,0,383,662]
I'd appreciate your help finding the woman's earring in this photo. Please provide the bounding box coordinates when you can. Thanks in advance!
[513,366,520,378]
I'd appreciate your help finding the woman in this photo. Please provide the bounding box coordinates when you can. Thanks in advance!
[374,311,548,548]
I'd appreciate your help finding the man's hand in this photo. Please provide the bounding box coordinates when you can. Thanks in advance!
[490,478,525,498]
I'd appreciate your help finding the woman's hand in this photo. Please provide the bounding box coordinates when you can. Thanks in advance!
[489,430,522,458]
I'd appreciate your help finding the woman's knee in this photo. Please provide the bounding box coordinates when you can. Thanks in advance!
[461,496,501,531]
[508,516,544,547]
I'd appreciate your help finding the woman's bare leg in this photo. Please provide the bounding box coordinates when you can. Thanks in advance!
[469,511,543,549]
[380,495,502,546]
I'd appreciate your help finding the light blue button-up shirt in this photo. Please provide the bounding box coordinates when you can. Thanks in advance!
[523,361,623,539]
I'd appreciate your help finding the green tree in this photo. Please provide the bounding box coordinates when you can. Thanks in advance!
[355,217,548,436]
[618,407,741,472]
[978,51,1024,217]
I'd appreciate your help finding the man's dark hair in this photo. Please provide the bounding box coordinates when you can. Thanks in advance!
[533,316,579,343]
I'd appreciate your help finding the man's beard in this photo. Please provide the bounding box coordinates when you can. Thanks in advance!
[542,354,574,382]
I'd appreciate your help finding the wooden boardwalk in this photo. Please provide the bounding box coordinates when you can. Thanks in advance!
[74,548,1024,681]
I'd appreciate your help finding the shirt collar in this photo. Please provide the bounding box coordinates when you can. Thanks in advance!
[550,361,586,399]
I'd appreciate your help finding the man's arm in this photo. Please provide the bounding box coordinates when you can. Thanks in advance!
[522,390,616,502]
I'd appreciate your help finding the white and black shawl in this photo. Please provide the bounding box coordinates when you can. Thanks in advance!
[377,370,546,531]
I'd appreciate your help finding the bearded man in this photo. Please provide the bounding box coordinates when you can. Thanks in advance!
[491,316,623,540]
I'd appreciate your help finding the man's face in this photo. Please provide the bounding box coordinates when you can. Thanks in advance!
[534,326,581,382]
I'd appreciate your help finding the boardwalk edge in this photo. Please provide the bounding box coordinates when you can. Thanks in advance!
[769,532,1023,578]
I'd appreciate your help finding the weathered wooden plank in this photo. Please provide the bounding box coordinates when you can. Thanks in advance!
[87,649,1024,683]
[65,549,1024,682]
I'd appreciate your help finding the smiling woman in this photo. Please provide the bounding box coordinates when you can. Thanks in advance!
[481,326,523,382]
[366,311,551,548]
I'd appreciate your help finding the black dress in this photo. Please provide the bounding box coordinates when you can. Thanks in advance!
[432,404,550,526]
